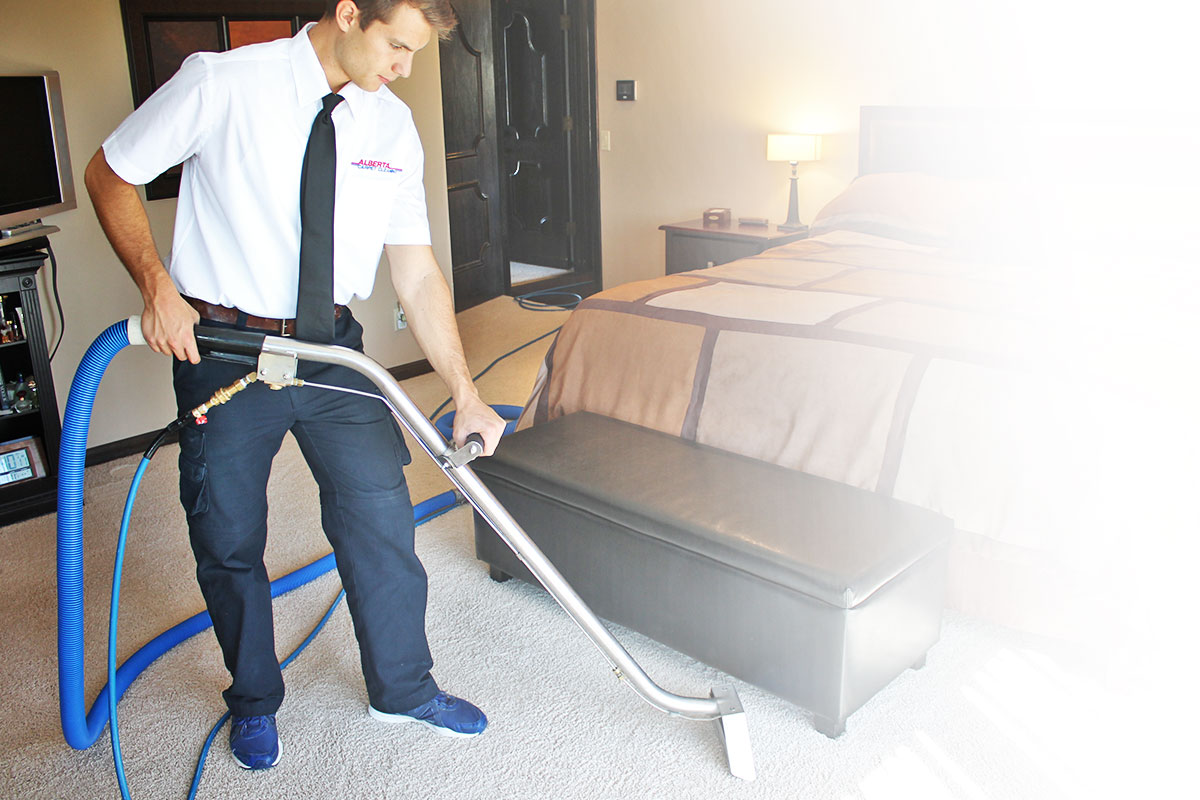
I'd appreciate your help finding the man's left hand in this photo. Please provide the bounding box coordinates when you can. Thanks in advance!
[451,394,507,456]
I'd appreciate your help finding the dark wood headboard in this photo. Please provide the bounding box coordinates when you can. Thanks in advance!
[858,105,1193,186]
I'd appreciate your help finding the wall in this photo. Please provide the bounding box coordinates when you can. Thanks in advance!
[593,0,1195,288]
[0,0,451,448]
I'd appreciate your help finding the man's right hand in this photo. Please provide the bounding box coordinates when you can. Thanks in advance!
[141,278,201,363]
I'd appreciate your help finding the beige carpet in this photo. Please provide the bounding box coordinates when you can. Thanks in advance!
[0,296,1175,799]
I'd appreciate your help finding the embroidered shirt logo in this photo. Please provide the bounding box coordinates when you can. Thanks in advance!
[351,158,403,174]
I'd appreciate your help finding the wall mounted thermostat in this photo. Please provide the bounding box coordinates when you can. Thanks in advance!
[616,80,637,101]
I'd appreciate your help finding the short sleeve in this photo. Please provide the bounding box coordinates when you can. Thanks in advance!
[384,124,432,246]
[102,53,214,185]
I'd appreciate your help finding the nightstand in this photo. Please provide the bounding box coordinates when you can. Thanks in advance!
[658,219,809,275]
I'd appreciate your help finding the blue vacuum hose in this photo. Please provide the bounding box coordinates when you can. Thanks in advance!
[56,319,462,751]
[434,404,523,441]
[58,320,136,749]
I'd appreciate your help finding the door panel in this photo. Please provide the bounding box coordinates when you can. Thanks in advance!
[445,157,493,299]
[495,0,570,270]
[501,14,548,140]
[510,160,549,232]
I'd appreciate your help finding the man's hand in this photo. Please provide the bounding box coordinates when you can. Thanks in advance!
[451,393,507,456]
[140,273,201,363]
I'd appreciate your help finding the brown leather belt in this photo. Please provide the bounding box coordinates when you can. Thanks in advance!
[183,296,345,337]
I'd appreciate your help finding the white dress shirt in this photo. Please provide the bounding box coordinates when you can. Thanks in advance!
[103,23,431,318]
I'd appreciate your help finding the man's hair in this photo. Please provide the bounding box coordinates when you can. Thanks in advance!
[324,0,458,41]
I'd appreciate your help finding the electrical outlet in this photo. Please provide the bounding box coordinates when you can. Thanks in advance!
[394,303,407,330]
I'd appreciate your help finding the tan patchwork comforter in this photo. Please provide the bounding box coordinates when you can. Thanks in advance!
[519,230,1091,558]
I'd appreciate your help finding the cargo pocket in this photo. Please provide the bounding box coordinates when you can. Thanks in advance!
[391,419,412,467]
[178,426,210,517]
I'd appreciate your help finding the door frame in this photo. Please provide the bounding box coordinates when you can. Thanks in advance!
[440,0,506,310]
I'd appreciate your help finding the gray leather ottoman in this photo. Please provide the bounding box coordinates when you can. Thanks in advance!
[472,412,952,736]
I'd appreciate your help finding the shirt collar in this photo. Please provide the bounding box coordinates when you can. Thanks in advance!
[290,22,369,120]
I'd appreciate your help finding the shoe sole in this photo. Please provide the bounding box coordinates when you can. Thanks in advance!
[368,705,484,738]
[232,738,282,770]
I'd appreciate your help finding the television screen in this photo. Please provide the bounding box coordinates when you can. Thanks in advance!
[0,76,63,216]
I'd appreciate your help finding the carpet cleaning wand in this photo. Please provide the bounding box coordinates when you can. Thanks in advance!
[62,317,756,782]
[192,322,756,781]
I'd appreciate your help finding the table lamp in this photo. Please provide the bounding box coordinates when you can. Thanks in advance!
[766,134,821,230]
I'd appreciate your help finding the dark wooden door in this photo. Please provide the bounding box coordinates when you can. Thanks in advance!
[442,0,600,308]
[440,0,504,310]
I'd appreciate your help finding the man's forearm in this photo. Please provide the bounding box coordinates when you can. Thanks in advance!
[393,258,476,404]
[84,148,171,300]
[85,147,201,362]
[386,244,506,453]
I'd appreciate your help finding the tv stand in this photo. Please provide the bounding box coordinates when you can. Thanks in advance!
[0,244,62,524]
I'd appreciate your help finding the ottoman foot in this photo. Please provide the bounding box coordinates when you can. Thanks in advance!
[813,714,846,739]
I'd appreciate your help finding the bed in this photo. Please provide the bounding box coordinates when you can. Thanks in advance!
[510,107,1107,639]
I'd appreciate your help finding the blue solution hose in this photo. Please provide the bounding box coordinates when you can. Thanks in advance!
[185,495,462,799]
[109,455,150,799]
[103,491,461,800]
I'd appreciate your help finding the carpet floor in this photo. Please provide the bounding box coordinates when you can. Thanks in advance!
[0,297,1177,799]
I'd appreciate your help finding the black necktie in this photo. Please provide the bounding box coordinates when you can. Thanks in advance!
[296,92,344,343]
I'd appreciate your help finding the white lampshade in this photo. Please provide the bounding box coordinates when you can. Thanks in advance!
[766,133,821,163]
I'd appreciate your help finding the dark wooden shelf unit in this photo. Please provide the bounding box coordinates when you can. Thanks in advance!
[0,241,62,525]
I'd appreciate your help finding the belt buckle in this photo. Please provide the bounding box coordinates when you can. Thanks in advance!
[278,318,292,338]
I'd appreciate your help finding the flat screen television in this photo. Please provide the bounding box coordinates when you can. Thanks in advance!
[0,71,76,239]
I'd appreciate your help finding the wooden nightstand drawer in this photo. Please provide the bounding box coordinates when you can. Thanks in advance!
[668,236,763,273]
[659,219,808,275]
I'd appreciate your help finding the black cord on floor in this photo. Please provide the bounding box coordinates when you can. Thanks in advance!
[428,326,562,423]
[427,284,583,423]
[514,281,588,312]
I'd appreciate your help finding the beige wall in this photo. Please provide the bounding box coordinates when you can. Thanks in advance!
[0,0,450,447]
[593,0,1190,288]
[2,0,1190,446]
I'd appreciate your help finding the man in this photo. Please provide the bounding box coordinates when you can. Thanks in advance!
[84,0,505,771]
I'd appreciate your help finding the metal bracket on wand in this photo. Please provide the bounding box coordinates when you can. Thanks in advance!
[442,433,485,468]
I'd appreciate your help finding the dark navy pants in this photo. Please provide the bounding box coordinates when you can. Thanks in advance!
[173,311,439,718]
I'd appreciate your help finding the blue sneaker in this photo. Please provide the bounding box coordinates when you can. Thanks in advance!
[369,692,488,738]
[229,714,281,770]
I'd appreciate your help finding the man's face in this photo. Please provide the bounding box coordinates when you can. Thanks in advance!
[335,2,433,91]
